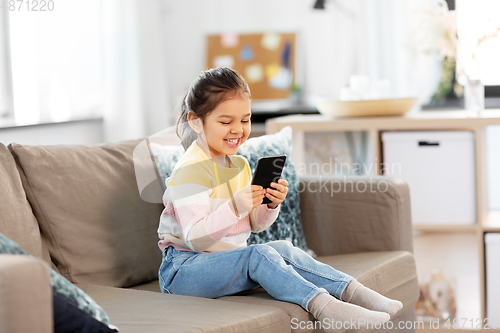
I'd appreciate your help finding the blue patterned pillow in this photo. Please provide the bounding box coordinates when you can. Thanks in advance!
[0,233,118,332]
[149,126,312,254]
[148,143,185,191]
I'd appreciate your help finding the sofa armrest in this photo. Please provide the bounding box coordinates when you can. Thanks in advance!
[299,175,413,256]
[0,255,52,333]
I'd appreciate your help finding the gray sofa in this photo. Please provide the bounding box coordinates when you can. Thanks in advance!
[0,139,419,333]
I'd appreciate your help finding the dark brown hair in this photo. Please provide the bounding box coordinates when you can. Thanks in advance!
[177,67,251,150]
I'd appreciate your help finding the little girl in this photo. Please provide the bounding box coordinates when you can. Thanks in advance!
[157,67,402,332]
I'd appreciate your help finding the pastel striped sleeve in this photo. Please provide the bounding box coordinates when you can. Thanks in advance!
[165,163,241,252]
[249,203,281,233]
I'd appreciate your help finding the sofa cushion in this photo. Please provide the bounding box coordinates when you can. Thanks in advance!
[129,280,161,292]
[318,251,419,313]
[299,175,413,256]
[0,143,48,261]
[8,140,164,288]
[217,251,419,332]
[131,251,419,332]
[78,284,291,333]
[218,293,313,333]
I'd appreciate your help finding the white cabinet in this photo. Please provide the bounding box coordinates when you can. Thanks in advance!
[382,131,476,225]
[485,233,500,326]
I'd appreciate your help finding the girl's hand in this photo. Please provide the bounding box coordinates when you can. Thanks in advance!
[230,185,266,217]
[266,179,288,209]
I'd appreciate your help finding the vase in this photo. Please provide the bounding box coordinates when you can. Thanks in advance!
[464,79,485,117]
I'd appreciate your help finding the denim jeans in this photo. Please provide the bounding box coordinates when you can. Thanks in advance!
[158,240,353,311]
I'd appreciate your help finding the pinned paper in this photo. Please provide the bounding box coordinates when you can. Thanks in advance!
[239,44,254,61]
[213,55,235,68]
[261,33,281,51]
[245,64,264,83]
[265,63,281,80]
[221,33,239,48]
[268,67,293,89]
[281,40,292,68]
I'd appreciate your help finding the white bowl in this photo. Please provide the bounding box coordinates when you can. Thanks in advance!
[315,97,417,117]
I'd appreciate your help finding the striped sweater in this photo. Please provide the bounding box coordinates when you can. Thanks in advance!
[157,141,280,253]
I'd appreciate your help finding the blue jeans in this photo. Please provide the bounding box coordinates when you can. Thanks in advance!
[158,240,353,311]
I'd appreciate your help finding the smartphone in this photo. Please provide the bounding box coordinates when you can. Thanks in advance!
[251,154,287,205]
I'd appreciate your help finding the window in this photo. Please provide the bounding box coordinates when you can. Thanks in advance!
[456,0,500,88]
[1,0,103,125]
[0,8,12,119]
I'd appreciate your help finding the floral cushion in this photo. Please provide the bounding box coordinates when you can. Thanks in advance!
[149,126,312,254]
[0,233,118,332]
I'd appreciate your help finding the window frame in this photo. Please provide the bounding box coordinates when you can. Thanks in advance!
[1,1,105,127]
[0,8,14,120]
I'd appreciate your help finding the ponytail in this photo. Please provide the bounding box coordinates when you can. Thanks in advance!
[176,94,198,151]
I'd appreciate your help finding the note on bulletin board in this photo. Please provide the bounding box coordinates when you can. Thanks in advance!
[206,32,296,101]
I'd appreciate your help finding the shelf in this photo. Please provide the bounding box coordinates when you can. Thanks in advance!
[413,224,478,233]
[266,109,500,134]
[482,211,500,232]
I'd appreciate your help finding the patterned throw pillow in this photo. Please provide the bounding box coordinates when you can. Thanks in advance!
[148,143,185,191]
[149,126,312,254]
[0,233,118,332]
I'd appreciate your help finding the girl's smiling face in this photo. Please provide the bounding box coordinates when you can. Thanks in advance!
[201,95,252,157]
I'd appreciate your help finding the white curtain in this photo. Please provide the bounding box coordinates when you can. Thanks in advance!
[359,0,441,107]
[102,0,171,143]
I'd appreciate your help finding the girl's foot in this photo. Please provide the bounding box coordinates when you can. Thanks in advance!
[309,292,390,332]
[342,279,403,316]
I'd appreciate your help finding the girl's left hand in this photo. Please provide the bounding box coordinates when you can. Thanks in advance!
[266,179,288,209]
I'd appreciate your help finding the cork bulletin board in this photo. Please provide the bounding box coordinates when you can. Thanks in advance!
[206,32,296,101]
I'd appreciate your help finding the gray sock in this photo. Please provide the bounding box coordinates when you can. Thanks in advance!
[308,292,390,332]
[342,280,403,316]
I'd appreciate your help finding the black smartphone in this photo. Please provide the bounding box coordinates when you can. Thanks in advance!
[251,154,287,205]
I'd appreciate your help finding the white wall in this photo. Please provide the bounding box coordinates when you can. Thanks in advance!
[161,0,374,120]
[160,0,438,119]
